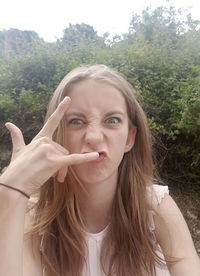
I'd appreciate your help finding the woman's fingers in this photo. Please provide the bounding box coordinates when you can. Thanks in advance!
[56,167,68,183]
[55,152,99,182]
[58,152,99,167]
[53,152,99,182]
[36,97,71,139]
[5,123,25,154]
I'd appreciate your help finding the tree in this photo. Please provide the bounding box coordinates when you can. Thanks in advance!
[61,23,102,45]
[0,28,42,58]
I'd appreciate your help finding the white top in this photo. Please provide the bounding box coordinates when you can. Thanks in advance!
[82,184,170,276]
[30,184,170,275]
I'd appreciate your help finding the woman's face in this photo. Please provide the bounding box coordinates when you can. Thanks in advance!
[65,80,136,185]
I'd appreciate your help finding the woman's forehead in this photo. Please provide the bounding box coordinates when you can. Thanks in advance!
[66,80,127,114]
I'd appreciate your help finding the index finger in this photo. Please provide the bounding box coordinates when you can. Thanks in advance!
[37,97,71,138]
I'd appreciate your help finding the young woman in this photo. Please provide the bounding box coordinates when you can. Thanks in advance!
[0,65,199,276]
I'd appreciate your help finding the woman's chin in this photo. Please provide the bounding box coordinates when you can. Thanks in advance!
[73,166,118,187]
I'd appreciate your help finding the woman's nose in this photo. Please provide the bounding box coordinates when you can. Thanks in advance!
[84,124,103,147]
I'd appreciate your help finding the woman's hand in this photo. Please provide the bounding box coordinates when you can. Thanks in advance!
[0,97,98,196]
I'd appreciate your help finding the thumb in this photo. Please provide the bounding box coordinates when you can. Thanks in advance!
[5,122,25,153]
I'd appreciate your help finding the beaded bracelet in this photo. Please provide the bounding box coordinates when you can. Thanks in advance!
[0,183,30,199]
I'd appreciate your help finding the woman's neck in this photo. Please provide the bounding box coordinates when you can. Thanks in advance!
[77,174,117,233]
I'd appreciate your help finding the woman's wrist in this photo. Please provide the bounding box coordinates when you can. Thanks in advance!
[0,183,30,199]
[0,173,30,200]
[0,185,29,209]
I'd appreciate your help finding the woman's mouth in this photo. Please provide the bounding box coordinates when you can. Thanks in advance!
[86,151,107,163]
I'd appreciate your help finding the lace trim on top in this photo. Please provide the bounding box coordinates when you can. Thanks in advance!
[147,185,169,232]
[28,185,169,251]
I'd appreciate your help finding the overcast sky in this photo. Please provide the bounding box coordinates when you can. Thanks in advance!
[0,0,199,42]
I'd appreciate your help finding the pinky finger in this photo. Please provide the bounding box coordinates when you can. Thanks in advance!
[57,166,68,183]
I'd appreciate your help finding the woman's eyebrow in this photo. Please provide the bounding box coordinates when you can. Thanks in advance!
[65,112,86,118]
[104,110,125,117]
[65,110,125,118]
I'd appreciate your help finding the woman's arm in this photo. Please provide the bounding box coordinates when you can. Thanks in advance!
[0,188,42,276]
[154,194,200,276]
[23,213,43,276]
[0,97,99,276]
[0,185,28,276]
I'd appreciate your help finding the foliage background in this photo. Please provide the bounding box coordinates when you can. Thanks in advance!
[0,5,200,252]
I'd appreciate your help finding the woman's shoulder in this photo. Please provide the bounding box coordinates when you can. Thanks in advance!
[147,184,169,210]
[152,188,200,274]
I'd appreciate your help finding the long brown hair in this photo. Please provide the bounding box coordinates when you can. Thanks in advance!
[30,65,165,275]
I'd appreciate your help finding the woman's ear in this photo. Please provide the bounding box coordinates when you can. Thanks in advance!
[124,127,137,153]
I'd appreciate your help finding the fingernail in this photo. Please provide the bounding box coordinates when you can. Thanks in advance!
[89,152,99,158]
[62,96,71,103]
[5,122,11,129]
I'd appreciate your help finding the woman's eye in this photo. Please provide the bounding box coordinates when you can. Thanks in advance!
[105,117,120,124]
[69,118,84,125]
